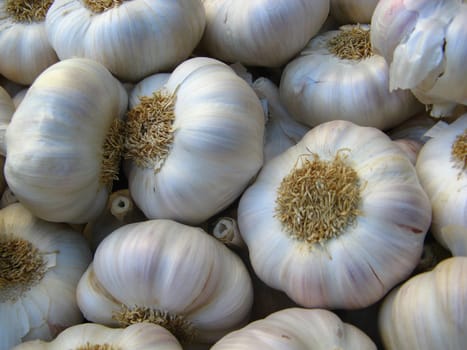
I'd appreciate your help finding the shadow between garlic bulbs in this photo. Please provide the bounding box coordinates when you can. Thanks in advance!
[237,119,432,309]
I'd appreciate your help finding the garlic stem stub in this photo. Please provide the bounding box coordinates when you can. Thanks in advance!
[45,0,206,82]
[279,25,424,130]
[0,0,59,85]
[238,120,432,309]
[76,219,254,345]
[4,57,128,224]
[124,57,265,225]
[0,203,92,350]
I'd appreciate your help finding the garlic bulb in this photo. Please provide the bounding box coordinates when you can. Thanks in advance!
[76,219,254,345]
[416,115,467,256]
[379,256,467,350]
[392,138,422,165]
[12,322,183,350]
[83,189,146,251]
[124,57,264,225]
[329,0,379,24]
[0,0,58,85]
[0,203,92,350]
[46,0,206,82]
[252,77,310,163]
[0,84,14,156]
[371,0,467,117]
[238,120,431,309]
[5,58,128,224]
[280,25,423,130]
[199,0,330,67]
[211,308,376,349]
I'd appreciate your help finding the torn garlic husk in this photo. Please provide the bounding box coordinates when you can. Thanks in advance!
[237,120,431,309]
[280,25,424,130]
[252,77,310,163]
[371,0,467,118]
[45,0,206,82]
[123,57,264,225]
[5,58,128,224]
[199,0,330,67]
[0,0,58,85]
[0,203,92,350]
[416,114,467,256]
[11,322,183,350]
[379,257,467,350]
[76,219,253,346]
[211,308,376,349]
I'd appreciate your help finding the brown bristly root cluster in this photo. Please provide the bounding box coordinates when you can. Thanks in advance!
[452,128,467,174]
[82,0,125,14]
[76,343,121,350]
[5,0,53,22]
[101,118,126,189]
[327,26,373,60]
[275,150,362,246]
[113,304,196,343]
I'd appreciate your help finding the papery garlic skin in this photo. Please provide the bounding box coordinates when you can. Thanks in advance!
[238,120,431,309]
[76,219,254,345]
[330,0,379,24]
[5,58,128,224]
[0,85,14,156]
[200,0,330,67]
[0,0,58,85]
[371,0,467,117]
[211,308,376,350]
[416,115,467,256]
[379,257,467,350]
[11,322,183,350]
[280,25,423,130]
[46,0,206,82]
[0,203,92,350]
[125,57,264,225]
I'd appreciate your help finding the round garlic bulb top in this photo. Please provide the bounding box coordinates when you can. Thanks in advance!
[76,219,254,345]
[46,0,206,82]
[124,57,265,225]
[200,0,330,67]
[238,119,432,309]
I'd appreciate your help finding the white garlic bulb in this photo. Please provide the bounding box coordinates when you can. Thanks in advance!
[329,0,379,24]
[371,0,467,117]
[252,77,310,163]
[12,322,183,350]
[0,203,92,350]
[5,58,128,224]
[0,0,58,85]
[124,57,264,225]
[46,0,206,82]
[379,256,467,350]
[280,25,423,130]
[238,120,431,309]
[76,219,254,345]
[211,308,376,349]
[0,85,14,156]
[416,114,467,256]
[199,0,330,67]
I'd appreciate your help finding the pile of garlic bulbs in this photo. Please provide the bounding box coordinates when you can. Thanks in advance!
[0,0,466,349]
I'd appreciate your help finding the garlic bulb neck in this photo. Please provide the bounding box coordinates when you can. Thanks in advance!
[0,236,46,302]
[101,119,125,188]
[76,343,121,350]
[112,304,196,343]
[451,128,466,171]
[124,89,176,172]
[275,151,362,245]
[327,26,373,60]
[82,0,125,14]
[110,193,133,221]
[5,0,53,22]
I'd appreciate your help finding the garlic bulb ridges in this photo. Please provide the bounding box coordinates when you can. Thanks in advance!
[5,0,53,22]
[275,151,362,245]
[124,89,176,172]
